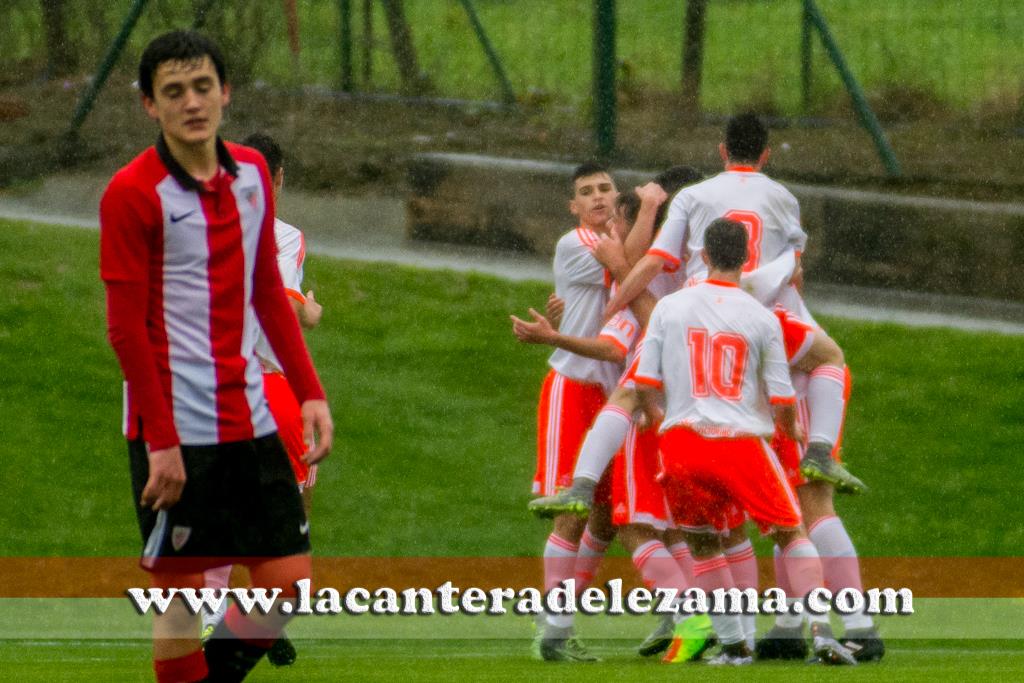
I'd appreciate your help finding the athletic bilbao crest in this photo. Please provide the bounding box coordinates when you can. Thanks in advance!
[171,525,192,551]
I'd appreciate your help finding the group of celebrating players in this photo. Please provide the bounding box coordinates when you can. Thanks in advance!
[512,115,883,666]
[98,21,886,682]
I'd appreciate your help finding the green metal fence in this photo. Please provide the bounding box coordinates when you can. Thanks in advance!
[5,0,1024,119]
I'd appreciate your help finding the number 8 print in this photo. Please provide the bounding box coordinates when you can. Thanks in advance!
[723,210,763,272]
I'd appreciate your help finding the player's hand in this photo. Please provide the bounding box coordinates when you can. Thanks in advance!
[594,232,628,273]
[510,308,556,345]
[300,290,323,329]
[636,404,664,431]
[545,293,565,330]
[301,399,333,464]
[635,181,668,206]
[140,446,186,510]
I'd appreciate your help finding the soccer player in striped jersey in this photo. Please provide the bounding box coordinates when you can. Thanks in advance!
[100,31,332,683]
[634,219,856,666]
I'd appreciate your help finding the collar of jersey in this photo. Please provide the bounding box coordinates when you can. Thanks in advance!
[726,165,758,173]
[156,134,240,192]
[706,278,739,288]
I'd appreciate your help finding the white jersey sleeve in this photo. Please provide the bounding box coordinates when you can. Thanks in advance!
[648,190,694,273]
[598,308,641,359]
[274,219,305,299]
[548,227,621,392]
[633,303,665,390]
[254,219,306,372]
[760,316,797,405]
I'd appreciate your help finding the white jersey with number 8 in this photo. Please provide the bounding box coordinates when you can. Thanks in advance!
[634,280,795,438]
[650,168,807,283]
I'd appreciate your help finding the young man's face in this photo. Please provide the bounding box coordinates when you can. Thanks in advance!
[142,56,230,148]
[570,172,617,230]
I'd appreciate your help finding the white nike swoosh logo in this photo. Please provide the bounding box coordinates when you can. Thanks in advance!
[299,521,310,535]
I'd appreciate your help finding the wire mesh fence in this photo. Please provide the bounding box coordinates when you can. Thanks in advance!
[4,1,1024,121]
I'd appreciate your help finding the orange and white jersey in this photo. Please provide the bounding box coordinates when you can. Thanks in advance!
[598,307,641,365]
[549,227,622,391]
[634,280,795,438]
[650,168,806,283]
[254,218,307,373]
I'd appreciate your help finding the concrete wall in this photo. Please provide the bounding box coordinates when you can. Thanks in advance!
[408,152,1024,302]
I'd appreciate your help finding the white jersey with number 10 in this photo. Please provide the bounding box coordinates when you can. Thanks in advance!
[634,280,795,439]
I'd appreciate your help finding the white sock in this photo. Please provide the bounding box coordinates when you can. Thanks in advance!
[807,365,849,447]
[202,564,232,631]
[809,515,874,631]
[543,533,578,630]
[773,544,804,629]
[724,540,758,649]
[572,405,632,482]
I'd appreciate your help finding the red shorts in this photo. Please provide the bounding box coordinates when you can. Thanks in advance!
[534,370,607,496]
[612,423,672,529]
[263,371,313,487]
[774,306,815,364]
[658,427,802,534]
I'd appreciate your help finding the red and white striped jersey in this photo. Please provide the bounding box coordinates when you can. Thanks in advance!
[548,226,621,391]
[254,218,306,373]
[634,280,795,438]
[650,168,807,283]
[100,137,323,448]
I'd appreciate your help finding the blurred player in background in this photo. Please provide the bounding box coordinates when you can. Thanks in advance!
[201,131,325,668]
[634,219,856,666]
[100,30,332,683]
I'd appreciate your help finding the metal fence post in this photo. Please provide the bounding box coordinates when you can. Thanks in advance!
[66,0,150,138]
[456,0,516,106]
[340,0,354,91]
[804,0,901,177]
[593,0,616,158]
[800,0,812,113]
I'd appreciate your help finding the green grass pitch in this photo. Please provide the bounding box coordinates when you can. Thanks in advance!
[0,218,1022,678]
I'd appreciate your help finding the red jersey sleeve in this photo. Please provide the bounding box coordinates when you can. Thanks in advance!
[249,163,326,404]
[100,176,180,450]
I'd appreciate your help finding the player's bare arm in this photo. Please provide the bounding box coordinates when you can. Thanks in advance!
[603,253,665,320]
[623,182,668,265]
[510,308,626,363]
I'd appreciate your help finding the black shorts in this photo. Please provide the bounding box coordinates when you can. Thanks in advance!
[128,433,310,573]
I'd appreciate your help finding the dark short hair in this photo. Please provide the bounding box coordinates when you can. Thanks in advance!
[139,30,226,98]
[724,113,768,162]
[654,165,704,196]
[242,132,283,177]
[615,189,641,225]
[704,218,749,271]
[571,160,612,195]
[653,164,704,227]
